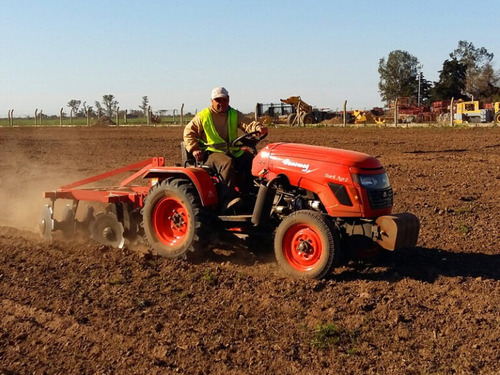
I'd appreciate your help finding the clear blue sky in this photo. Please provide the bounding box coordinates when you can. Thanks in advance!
[1,0,499,116]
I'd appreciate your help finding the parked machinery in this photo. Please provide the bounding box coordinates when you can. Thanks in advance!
[454,100,495,124]
[280,96,336,125]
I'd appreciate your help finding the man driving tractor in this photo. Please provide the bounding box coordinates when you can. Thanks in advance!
[183,86,268,210]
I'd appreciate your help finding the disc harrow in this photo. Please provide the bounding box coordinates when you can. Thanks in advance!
[40,157,164,247]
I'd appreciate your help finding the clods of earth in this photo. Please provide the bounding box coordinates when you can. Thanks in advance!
[0,125,499,374]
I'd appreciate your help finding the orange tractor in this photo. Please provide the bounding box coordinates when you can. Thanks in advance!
[41,133,419,279]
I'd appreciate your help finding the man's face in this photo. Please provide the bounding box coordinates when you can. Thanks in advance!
[211,96,230,113]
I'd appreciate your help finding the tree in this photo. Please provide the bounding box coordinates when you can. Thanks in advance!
[378,50,421,104]
[431,58,468,101]
[465,63,500,100]
[101,94,118,117]
[139,96,149,116]
[94,101,103,117]
[80,101,94,117]
[449,40,498,99]
[67,99,81,117]
[417,72,433,106]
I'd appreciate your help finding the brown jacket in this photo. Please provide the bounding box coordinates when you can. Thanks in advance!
[183,107,263,153]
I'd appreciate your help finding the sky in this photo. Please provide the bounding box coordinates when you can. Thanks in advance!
[1,0,499,117]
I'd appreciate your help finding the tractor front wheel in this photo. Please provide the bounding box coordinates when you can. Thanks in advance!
[495,111,500,125]
[142,178,206,260]
[274,210,338,279]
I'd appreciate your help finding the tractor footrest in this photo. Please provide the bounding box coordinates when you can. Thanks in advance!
[217,214,253,223]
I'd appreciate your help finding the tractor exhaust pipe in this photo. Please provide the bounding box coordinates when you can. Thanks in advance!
[251,184,275,227]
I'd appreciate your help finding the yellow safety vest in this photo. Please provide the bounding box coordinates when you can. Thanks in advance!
[198,107,243,157]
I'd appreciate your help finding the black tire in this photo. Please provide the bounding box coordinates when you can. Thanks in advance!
[287,113,297,126]
[274,210,338,279]
[302,113,315,125]
[142,178,206,259]
[495,111,500,125]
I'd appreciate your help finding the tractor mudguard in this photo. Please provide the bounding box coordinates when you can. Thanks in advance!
[143,167,218,208]
[375,213,420,250]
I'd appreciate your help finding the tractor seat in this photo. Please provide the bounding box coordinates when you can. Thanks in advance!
[180,141,197,167]
[180,142,214,174]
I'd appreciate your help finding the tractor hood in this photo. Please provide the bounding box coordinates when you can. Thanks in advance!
[252,142,390,218]
[254,142,382,170]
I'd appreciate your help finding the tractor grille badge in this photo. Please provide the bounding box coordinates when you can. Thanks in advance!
[282,159,310,172]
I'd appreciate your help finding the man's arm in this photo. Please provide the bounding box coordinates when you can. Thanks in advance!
[183,115,205,161]
[237,111,268,134]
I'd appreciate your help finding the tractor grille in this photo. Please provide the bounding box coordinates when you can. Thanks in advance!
[367,187,393,210]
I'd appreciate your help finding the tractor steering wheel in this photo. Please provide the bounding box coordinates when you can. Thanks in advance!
[231,131,268,152]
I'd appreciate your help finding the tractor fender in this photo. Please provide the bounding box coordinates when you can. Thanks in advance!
[143,167,218,207]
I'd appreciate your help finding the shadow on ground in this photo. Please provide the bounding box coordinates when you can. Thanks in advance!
[332,246,500,282]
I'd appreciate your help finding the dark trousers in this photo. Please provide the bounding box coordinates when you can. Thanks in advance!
[205,151,254,197]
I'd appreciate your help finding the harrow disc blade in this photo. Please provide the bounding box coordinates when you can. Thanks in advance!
[54,204,76,239]
[39,205,54,239]
[75,205,94,238]
[90,212,125,248]
[123,207,141,245]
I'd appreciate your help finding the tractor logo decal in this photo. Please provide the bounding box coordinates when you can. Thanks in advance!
[324,173,349,183]
[282,159,310,172]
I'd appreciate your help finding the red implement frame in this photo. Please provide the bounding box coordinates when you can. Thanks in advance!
[44,157,165,207]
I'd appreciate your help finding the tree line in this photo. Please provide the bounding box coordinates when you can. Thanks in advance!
[66,96,150,118]
[378,40,499,106]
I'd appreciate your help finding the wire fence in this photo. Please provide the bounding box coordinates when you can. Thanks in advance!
[1,107,196,127]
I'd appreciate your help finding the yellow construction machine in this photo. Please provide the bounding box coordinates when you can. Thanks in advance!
[454,100,498,124]
[280,96,334,125]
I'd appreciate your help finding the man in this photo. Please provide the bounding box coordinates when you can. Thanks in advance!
[183,86,268,209]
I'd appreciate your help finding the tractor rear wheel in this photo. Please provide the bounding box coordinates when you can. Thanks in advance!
[274,210,338,279]
[495,111,500,125]
[142,178,206,260]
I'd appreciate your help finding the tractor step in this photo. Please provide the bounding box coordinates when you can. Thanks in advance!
[217,214,253,223]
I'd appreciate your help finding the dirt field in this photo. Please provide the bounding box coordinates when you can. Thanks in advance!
[1,125,499,374]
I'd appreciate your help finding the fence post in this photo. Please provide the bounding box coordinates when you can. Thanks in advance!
[86,108,90,126]
[394,98,399,128]
[450,97,454,127]
[124,109,127,124]
[60,108,63,127]
[297,98,302,126]
[39,110,43,125]
[116,107,119,126]
[343,100,347,127]
[10,109,14,126]
[35,109,38,127]
[181,103,185,126]
[70,109,73,125]
[8,110,11,126]
[147,106,151,126]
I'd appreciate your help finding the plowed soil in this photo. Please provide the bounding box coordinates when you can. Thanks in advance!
[1,125,499,374]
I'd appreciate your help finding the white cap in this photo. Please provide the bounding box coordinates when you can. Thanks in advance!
[211,86,229,100]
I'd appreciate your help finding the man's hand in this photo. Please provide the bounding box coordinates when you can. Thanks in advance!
[258,126,269,136]
[192,149,204,162]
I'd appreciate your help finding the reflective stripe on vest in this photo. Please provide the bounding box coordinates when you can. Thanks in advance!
[198,107,243,157]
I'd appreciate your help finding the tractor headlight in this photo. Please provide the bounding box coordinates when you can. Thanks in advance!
[358,173,390,190]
